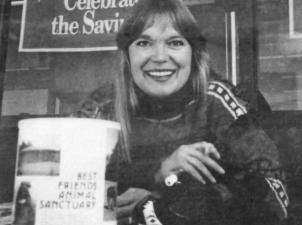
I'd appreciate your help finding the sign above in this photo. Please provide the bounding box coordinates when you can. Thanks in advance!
[19,0,214,52]
[19,0,138,52]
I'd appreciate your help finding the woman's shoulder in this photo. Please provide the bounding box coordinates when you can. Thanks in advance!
[72,87,115,120]
[206,80,248,120]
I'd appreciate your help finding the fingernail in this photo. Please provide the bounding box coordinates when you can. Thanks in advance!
[212,177,216,183]
[220,168,225,174]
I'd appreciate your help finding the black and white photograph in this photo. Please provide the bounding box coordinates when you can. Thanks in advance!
[17,142,60,176]
[0,0,301,225]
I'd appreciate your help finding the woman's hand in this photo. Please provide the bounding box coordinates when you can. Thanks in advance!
[116,188,151,220]
[156,141,225,184]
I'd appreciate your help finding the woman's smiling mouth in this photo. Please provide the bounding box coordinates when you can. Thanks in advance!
[145,70,176,81]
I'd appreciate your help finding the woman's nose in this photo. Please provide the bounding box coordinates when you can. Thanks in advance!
[151,44,168,62]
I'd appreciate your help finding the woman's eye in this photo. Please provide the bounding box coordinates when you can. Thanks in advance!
[135,40,150,47]
[168,40,185,47]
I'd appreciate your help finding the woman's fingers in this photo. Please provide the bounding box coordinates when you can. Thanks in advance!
[117,188,151,207]
[117,217,133,225]
[116,189,135,207]
[116,188,151,219]
[189,142,225,174]
[190,150,225,175]
[191,142,221,159]
[116,203,136,219]
[186,156,216,183]
[182,160,206,184]
[161,142,224,184]
[203,157,225,175]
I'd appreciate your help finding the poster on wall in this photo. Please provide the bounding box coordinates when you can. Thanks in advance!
[19,0,139,52]
[18,0,214,52]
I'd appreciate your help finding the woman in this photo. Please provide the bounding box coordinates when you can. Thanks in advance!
[75,0,288,224]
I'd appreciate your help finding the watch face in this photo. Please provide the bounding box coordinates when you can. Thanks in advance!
[165,174,179,187]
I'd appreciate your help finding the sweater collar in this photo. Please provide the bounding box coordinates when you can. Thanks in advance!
[134,82,194,120]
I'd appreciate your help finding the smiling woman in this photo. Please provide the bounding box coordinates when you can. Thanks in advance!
[128,15,192,98]
[73,0,289,224]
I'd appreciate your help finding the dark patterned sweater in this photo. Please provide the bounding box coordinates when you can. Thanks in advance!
[74,80,289,225]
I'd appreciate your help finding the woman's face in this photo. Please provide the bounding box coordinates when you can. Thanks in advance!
[128,15,192,98]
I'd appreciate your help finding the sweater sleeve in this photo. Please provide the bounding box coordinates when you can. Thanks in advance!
[207,81,289,221]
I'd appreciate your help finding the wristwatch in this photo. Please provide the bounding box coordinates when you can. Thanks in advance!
[165,174,179,187]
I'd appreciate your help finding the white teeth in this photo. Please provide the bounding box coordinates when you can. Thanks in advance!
[148,71,174,77]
